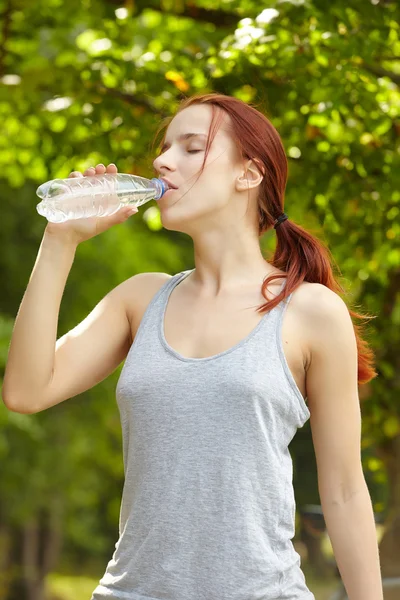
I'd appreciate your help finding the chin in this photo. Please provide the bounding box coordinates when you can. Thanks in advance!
[159,204,184,231]
[159,205,199,235]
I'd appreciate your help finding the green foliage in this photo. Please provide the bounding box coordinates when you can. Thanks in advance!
[0,0,399,582]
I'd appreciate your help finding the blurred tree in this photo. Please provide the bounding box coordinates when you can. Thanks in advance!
[0,0,399,597]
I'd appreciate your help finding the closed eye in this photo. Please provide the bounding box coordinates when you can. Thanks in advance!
[188,150,202,154]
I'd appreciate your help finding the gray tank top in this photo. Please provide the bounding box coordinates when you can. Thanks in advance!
[91,269,315,600]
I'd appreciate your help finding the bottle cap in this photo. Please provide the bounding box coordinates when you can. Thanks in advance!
[152,178,169,199]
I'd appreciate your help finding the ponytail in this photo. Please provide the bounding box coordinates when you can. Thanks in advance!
[154,92,378,388]
[263,217,378,387]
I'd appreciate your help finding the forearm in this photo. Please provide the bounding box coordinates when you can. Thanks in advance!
[2,231,77,412]
[322,481,383,600]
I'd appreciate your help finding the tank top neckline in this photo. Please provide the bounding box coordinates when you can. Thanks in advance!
[158,269,289,364]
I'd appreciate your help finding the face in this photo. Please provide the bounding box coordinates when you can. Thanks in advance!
[152,104,246,234]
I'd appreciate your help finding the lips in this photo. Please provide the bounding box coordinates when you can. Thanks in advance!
[160,178,178,190]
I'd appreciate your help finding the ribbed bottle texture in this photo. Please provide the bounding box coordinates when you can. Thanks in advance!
[36,174,168,223]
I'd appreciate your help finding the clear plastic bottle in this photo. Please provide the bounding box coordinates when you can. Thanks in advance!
[36,173,169,223]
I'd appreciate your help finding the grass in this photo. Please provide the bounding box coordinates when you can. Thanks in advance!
[45,569,341,600]
[302,564,341,600]
[45,573,100,600]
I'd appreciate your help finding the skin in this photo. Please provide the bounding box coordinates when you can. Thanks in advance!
[45,163,137,245]
[76,105,280,295]
[152,104,283,296]
[154,106,383,599]
[55,109,383,597]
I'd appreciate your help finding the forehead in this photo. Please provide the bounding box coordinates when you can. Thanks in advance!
[165,104,232,142]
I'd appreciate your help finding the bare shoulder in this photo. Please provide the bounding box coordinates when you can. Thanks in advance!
[292,282,351,322]
[119,272,174,343]
[123,271,173,295]
[289,280,348,316]
[289,282,353,358]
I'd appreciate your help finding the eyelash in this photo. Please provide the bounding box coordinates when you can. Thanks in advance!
[157,148,202,158]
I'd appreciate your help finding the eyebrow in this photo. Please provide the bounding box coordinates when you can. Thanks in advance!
[160,133,207,153]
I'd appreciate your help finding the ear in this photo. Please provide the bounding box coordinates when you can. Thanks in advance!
[236,158,265,192]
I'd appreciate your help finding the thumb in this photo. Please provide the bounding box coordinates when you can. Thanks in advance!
[95,206,137,234]
[114,205,139,223]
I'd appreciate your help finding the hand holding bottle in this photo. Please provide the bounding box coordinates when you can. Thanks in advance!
[44,163,138,246]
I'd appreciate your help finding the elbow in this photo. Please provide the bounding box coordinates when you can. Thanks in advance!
[320,476,368,507]
[1,388,40,414]
[2,400,39,415]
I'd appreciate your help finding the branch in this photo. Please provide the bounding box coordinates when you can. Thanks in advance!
[105,0,239,28]
[383,268,400,318]
[90,82,170,119]
[362,63,400,86]
[0,0,13,78]
[149,4,239,28]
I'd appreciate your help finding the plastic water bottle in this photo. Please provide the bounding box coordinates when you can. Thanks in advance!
[35,173,169,223]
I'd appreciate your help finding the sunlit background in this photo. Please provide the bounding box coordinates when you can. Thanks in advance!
[1,0,400,598]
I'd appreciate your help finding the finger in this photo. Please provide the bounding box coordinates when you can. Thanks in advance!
[119,206,138,221]
[83,167,96,176]
[101,206,134,228]
[69,171,83,178]
[95,164,106,173]
[106,163,118,173]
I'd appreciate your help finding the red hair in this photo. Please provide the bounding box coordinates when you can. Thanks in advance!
[153,92,377,388]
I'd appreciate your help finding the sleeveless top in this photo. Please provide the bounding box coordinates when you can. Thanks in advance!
[91,269,315,600]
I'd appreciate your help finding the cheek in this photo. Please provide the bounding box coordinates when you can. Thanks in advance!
[208,152,235,178]
[179,153,234,193]
[194,155,229,182]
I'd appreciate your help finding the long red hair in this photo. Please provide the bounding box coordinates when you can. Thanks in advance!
[153,92,377,387]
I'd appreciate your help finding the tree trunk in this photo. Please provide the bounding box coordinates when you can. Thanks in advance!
[0,520,14,595]
[299,512,334,578]
[377,434,400,577]
[5,502,63,600]
[23,516,46,600]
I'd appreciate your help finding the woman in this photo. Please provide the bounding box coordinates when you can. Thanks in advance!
[3,93,383,600]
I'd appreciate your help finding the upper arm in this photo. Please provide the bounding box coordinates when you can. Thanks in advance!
[38,278,134,412]
[36,271,173,413]
[304,285,365,505]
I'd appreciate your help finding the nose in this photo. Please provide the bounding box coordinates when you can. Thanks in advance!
[153,149,176,175]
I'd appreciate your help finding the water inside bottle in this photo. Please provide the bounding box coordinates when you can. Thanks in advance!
[36,173,163,221]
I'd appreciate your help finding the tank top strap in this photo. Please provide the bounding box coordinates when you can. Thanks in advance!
[130,270,193,350]
[132,269,290,354]
[153,270,193,308]
[263,275,290,311]
[250,275,292,346]
[279,275,289,294]
[164,271,290,324]
[272,276,292,324]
